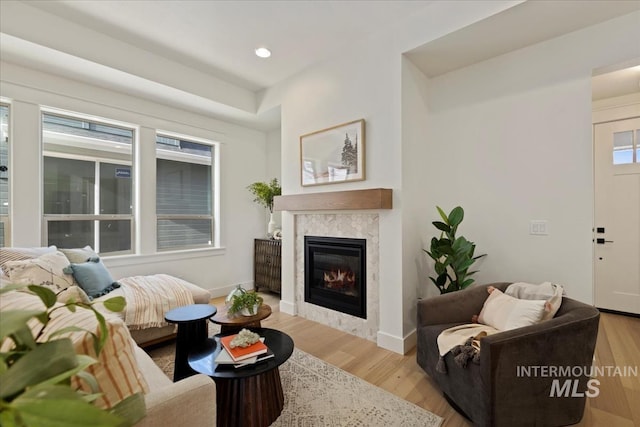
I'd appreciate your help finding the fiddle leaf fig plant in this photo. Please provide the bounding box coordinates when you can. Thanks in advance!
[424,206,486,294]
[0,284,139,427]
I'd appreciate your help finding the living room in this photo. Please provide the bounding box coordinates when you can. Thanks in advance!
[1,1,639,426]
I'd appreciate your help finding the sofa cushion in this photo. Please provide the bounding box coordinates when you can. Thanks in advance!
[0,246,57,274]
[56,285,92,304]
[0,290,149,409]
[65,258,121,300]
[4,251,76,294]
[59,246,99,264]
[478,288,546,331]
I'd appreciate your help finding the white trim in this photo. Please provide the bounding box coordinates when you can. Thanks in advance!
[101,246,226,268]
[279,299,296,315]
[376,330,408,355]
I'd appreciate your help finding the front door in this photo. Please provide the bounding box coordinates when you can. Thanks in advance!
[594,117,640,314]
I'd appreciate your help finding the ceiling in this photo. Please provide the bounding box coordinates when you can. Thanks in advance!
[2,1,639,130]
[25,0,434,92]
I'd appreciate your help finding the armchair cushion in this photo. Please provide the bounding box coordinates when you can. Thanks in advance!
[478,288,546,331]
[505,282,564,321]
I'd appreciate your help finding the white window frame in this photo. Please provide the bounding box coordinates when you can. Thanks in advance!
[156,131,219,251]
[0,102,10,246]
[41,110,136,255]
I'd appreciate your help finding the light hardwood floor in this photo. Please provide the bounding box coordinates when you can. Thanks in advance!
[211,294,639,427]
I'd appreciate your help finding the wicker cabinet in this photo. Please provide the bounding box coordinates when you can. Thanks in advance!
[254,239,281,294]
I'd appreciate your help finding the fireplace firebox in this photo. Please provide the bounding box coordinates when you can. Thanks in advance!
[304,236,366,318]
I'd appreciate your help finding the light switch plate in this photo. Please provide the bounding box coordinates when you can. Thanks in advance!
[530,220,548,235]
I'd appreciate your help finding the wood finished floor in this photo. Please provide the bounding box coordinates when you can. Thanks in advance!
[211,294,640,427]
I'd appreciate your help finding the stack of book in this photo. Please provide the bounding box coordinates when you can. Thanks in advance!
[215,334,274,368]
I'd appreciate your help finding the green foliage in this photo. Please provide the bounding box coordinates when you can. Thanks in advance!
[228,290,263,315]
[247,178,281,213]
[424,206,486,294]
[0,285,131,426]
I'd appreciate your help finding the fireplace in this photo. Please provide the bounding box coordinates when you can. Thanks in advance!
[304,236,366,318]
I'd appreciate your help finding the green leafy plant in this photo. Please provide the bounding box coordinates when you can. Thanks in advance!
[247,178,281,213]
[228,290,263,316]
[0,284,137,427]
[424,206,486,294]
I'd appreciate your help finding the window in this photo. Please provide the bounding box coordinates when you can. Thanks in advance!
[0,104,9,246]
[613,129,639,165]
[156,134,214,250]
[42,112,134,254]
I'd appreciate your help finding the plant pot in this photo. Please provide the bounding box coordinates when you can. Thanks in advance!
[240,304,260,316]
[268,212,276,237]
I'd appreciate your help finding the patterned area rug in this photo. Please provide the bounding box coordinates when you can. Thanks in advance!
[146,336,443,426]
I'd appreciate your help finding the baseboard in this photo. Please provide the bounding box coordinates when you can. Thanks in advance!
[280,299,295,315]
[597,307,640,318]
[376,328,417,355]
[403,329,417,353]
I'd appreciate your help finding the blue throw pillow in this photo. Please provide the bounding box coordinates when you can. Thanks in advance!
[63,258,120,300]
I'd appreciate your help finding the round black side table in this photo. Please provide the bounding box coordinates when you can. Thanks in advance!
[164,304,217,382]
[189,328,294,427]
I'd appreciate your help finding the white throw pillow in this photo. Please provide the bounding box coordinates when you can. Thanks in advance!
[505,282,564,321]
[0,246,57,274]
[5,251,75,293]
[478,288,546,331]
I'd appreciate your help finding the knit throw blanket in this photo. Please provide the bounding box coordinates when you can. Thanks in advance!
[119,274,194,330]
[436,323,499,374]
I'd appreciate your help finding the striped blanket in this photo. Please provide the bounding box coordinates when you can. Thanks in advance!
[118,274,194,330]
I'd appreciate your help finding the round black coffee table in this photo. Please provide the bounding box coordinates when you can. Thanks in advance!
[164,304,217,382]
[188,328,294,427]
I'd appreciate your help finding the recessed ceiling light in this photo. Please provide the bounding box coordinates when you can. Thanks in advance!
[255,47,271,58]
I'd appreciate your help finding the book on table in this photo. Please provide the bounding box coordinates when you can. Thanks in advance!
[219,334,269,362]
[215,346,275,368]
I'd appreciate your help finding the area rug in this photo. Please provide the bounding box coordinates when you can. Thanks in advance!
[147,340,443,426]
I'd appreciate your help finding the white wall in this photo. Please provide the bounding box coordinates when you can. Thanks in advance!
[418,12,640,304]
[266,127,282,229]
[262,0,523,353]
[400,57,437,347]
[263,5,640,352]
[0,62,268,296]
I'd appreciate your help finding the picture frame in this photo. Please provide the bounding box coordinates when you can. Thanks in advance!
[300,119,365,187]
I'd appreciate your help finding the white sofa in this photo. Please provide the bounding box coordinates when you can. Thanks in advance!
[96,279,212,347]
[134,345,216,426]
[0,246,212,347]
[0,287,217,426]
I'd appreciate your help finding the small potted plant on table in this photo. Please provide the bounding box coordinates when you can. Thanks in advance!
[228,290,264,316]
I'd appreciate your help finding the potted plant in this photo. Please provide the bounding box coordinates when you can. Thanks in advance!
[247,178,282,236]
[228,290,264,316]
[424,206,486,294]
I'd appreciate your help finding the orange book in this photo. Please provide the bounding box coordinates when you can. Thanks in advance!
[220,334,268,362]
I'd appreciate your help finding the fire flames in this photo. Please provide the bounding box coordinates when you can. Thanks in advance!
[323,269,356,289]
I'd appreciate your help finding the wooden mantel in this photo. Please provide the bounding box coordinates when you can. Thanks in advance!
[273,188,392,211]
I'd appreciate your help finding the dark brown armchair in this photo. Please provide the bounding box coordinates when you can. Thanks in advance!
[416,282,600,427]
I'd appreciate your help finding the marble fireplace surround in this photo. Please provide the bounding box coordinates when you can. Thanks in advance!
[295,213,379,341]
[274,188,393,343]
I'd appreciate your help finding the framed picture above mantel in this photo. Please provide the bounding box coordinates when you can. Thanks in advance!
[300,119,365,187]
